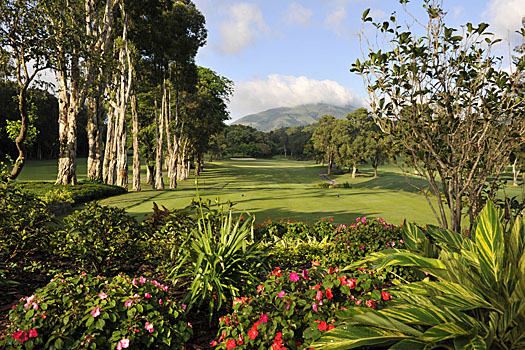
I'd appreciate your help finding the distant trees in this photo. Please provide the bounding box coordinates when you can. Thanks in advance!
[351,1,525,232]
[311,109,391,177]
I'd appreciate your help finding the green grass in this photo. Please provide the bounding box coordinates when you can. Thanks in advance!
[96,158,444,225]
[17,157,523,226]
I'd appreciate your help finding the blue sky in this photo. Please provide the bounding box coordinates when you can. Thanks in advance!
[192,0,525,122]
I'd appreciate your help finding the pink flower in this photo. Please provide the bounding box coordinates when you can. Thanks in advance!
[188,322,193,328]
[90,306,100,317]
[182,303,187,310]
[260,314,268,323]
[159,299,163,305]
[28,329,38,338]
[32,303,38,310]
[132,278,137,285]
[302,270,309,279]
[145,322,154,333]
[139,276,146,284]
[124,299,133,307]
[312,303,318,312]
[315,290,323,301]
[98,292,108,300]
[116,338,130,350]
[144,293,151,299]
[355,299,362,306]
[277,291,285,298]
[361,217,367,223]
[289,272,300,282]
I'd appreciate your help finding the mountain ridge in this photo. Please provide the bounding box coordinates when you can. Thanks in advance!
[233,103,358,132]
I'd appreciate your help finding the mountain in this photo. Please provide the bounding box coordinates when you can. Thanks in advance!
[232,103,358,132]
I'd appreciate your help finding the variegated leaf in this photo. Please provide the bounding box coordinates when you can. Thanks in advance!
[475,201,504,287]
[453,335,487,350]
[336,308,423,337]
[421,322,471,342]
[379,306,448,326]
[426,225,465,252]
[311,325,410,350]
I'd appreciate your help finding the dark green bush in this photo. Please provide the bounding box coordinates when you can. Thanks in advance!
[55,203,144,273]
[0,168,53,262]
[15,181,127,205]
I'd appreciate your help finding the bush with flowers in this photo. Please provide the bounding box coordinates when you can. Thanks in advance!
[212,262,393,349]
[2,272,192,349]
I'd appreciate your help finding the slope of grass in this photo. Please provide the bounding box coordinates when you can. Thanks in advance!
[98,158,443,225]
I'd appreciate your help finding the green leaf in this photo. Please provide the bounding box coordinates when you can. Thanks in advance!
[453,335,487,350]
[311,325,410,350]
[421,322,471,342]
[388,339,427,349]
[475,201,504,287]
[426,225,465,252]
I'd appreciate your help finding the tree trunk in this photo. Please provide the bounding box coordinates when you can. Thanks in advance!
[146,165,153,185]
[513,157,520,187]
[87,95,103,181]
[9,88,28,180]
[56,54,79,186]
[327,158,331,175]
[154,98,164,189]
[373,166,378,178]
[102,107,114,183]
[352,165,357,179]
[131,91,141,191]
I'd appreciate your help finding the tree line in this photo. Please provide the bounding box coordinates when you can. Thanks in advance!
[0,0,231,190]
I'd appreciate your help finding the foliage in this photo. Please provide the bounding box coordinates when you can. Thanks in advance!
[352,1,525,232]
[39,187,74,205]
[55,203,144,273]
[0,164,52,261]
[313,201,525,349]
[169,204,266,319]
[2,273,192,349]
[16,181,127,204]
[212,264,394,349]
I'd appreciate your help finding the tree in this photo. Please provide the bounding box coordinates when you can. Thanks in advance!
[352,0,525,232]
[0,0,50,179]
[312,115,338,175]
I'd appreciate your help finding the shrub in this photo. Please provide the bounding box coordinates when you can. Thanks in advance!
[0,166,52,262]
[15,182,127,205]
[55,203,144,273]
[2,273,192,349]
[313,201,525,349]
[169,206,266,320]
[212,263,393,349]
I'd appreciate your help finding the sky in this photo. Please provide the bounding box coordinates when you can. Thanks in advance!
[192,0,525,122]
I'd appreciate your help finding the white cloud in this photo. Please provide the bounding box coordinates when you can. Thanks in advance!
[483,0,525,43]
[369,9,386,21]
[284,2,313,26]
[229,74,367,120]
[325,6,347,35]
[219,2,269,55]
[453,6,463,18]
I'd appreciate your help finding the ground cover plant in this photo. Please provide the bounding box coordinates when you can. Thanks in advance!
[312,201,525,349]
[211,263,394,349]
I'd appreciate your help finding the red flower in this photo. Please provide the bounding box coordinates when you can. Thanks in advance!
[328,267,334,274]
[327,325,335,331]
[311,284,321,290]
[273,267,282,278]
[311,261,320,269]
[326,288,333,300]
[28,329,38,338]
[355,299,362,306]
[210,340,218,347]
[315,290,323,301]
[318,321,328,331]
[366,300,376,309]
[381,291,392,301]
[248,328,258,340]
[237,334,244,345]
[257,285,264,293]
[13,331,28,343]
[226,339,236,349]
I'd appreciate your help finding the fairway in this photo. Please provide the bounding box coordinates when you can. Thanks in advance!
[96,158,444,226]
